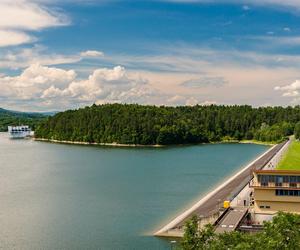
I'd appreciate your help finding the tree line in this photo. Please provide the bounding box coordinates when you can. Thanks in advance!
[35,104,300,145]
[0,108,46,132]
[180,212,300,250]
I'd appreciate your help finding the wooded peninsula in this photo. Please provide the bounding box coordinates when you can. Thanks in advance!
[35,104,300,145]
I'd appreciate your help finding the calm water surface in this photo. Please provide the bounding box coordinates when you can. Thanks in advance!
[0,133,269,250]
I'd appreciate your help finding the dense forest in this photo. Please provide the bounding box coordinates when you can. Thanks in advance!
[0,108,46,132]
[181,212,300,250]
[34,104,300,145]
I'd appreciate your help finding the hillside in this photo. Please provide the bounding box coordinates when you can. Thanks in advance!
[35,104,300,145]
[0,108,46,132]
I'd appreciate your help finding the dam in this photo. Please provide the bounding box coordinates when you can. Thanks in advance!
[155,140,289,237]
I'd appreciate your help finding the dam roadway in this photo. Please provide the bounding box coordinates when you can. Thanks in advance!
[155,141,288,237]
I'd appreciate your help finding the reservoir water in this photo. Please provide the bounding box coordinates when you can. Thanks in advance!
[0,133,269,250]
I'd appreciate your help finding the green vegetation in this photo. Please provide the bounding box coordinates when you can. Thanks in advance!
[0,108,46,132]
[295,122,300,140]
[277,140,300,170]
[35,104,300,145]
[180,212,300,250]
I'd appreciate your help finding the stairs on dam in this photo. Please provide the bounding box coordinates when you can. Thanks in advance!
[214,207,248,233]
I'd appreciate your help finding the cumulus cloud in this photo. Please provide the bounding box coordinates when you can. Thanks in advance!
[0,0,69,47]
[275,80,300,98]
[47,66,148,102]
[0,64,156,110]
[80,50,104,58]
[1,63,217,110]
[0,64,76,100]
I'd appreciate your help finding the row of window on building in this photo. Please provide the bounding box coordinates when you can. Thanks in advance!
[258,175,300,185]
[275,189,300,196]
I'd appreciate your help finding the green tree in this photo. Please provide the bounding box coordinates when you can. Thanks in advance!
[180,212,300,250]
[35,103,300,145]
[294,122,300,140]
[181,216,200,250]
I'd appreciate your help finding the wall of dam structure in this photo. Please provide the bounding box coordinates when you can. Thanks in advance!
[155,140,289,237]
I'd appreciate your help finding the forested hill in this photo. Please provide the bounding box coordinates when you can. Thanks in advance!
[34,104,300,145]
[0,108,46,132]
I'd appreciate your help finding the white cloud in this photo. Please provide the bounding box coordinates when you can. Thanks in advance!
[0,64,158,110]
[0,46,109,69]
[186,97,199,106]
[0,46,82,69]
[0,30,34,47]
[80,50,104,58]
[2,63,220,111]
[0,0,69,47]
[54,66,135,101]
[4,43,300,110]
[0,64,76,100]
[166,95,186,105]
[275,80,300,99]
[199,100,217,105]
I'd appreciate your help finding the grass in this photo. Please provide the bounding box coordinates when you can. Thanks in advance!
[277,140,300,170]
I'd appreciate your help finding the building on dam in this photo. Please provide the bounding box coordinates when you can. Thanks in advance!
[250,169,300,216]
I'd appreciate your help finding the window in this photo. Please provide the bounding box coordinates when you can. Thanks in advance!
[261,175,268,186]
[266,206,271,209]
[283,176,289,183]
[275,176,283,186]
[275,189,300,196]
[259,205,265,208]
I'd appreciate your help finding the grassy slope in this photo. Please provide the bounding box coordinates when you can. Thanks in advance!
[277,140,300,170]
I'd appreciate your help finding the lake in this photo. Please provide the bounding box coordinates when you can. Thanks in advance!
[0,133,269,250]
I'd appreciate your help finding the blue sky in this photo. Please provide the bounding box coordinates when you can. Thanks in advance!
[2,0,300,111]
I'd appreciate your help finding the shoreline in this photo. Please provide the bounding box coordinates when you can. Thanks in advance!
[34,137,274,148]
[34,138,164,148]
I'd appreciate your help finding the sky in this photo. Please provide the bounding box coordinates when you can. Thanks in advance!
[2,1,300,111]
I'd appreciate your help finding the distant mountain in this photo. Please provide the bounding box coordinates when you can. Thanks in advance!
[41,111,59,116]
[0,108,47,132]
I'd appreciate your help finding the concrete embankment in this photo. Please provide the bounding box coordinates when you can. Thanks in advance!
[155,141,288,237]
